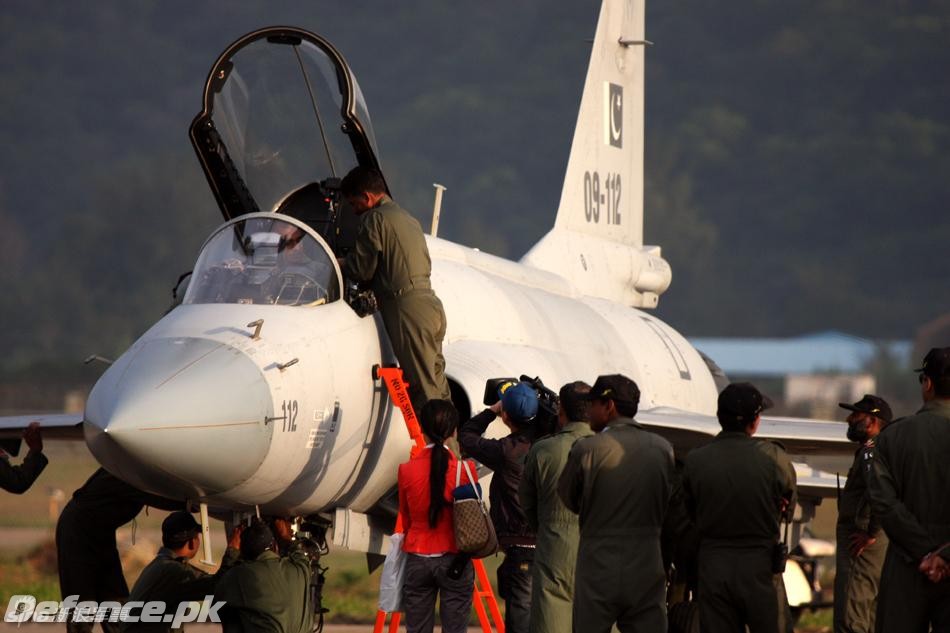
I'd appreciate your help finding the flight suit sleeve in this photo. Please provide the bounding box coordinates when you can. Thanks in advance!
[763,441,797,521]
[458,410,506,471]
[168,563,214,603]
[869,434,935,560]
[164,547,242,605]
[213,566,248,629]
[777,446,797,522]
[218,546,241,572]
[681,458,697,523]
[858,446,882,536]
[285,544,316,633]
[0,450,48,494]
[288,543,314,575]
[343,211,383,283]
[557,443,586,514]
[519,444,541,532]
[663,462,693,557]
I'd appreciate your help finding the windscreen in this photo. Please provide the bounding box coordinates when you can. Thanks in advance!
[184,217,340,307]
[209,36,379,214]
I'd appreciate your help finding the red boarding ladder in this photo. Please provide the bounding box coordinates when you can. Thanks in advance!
[372,365,505,633]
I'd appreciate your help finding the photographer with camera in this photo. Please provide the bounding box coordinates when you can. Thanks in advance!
[459,381,539,633]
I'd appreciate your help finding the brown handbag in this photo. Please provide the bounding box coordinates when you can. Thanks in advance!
[452,459,498,558]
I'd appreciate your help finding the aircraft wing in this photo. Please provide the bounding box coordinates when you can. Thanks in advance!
[638,406,852,456]
[794,464,842,500]
[637,406,853,491]
[0,413,85,441]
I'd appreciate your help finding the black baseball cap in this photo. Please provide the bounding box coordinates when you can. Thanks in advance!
[838,394,893,423]
[161,511,201,542]
[717,382,774,422]
[586,374,641,407]
[915,347,950,380]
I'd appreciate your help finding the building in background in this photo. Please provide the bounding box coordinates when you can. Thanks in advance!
[690,332,911,418]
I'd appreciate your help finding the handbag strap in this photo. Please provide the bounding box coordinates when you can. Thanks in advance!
[450,449,482,501]
[460,459,481,502]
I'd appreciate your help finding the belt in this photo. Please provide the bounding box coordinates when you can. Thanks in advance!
[385,277,432,299]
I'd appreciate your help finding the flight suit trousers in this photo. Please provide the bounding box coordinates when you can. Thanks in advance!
[697,545,789,633]
[833,528,888,633]
[574,536,667,633]
[56,516,127,633]
[530,528,580,633]
[876,547,950,633]
[379,289,450,410]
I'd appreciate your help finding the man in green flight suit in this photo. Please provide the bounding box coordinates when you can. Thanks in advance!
[122,512,241,633]
[869,347,950,633]
[216,521,313,633]
[558,374,675,633]
[833,394,892,633]
[0,421,47,494]
[683,382,797,633]
[519,380,593,633]
[340,166,450,410]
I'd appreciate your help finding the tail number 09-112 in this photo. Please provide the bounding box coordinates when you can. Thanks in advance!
[583,171,621,225]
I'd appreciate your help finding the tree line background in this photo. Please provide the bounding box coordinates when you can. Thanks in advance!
[1,0,948,376]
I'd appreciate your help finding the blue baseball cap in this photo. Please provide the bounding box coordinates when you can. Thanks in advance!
[500,382,539,423]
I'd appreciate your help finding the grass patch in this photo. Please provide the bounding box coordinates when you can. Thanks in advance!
[796,608,832,631]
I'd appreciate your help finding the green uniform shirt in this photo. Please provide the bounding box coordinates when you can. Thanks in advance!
[343,197,432,299]
[121,547,239,633]
[522,421,593,532]
[558,417,674,538]
[215,548,313,633]
[833,436,889,633]
[838,440,882,536]
[683,431,797,547]
[341,195,449,406]
[684,431,797,633]
[557,417,675,632]
[869,399,950,561]
[0,449,47,494]
[519,421,592,633]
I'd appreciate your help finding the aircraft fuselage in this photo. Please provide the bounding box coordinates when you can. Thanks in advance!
[83,229,719,518]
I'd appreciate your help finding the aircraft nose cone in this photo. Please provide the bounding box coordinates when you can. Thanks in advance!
[85,337,272,498]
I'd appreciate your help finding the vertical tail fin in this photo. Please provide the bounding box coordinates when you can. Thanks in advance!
[556,0,645,245]
[522,0,670,308]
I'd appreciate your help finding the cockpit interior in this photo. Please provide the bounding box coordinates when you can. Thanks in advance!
[185,216,340,307]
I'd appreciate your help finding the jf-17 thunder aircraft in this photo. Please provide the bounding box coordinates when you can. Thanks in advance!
[2,0,853,614]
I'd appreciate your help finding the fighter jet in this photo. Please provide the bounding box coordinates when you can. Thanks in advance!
[1,0,850,571]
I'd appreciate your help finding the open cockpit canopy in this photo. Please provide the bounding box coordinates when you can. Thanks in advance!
[190,27,385,252]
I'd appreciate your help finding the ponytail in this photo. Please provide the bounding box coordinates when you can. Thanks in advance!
[419,399,459,528]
